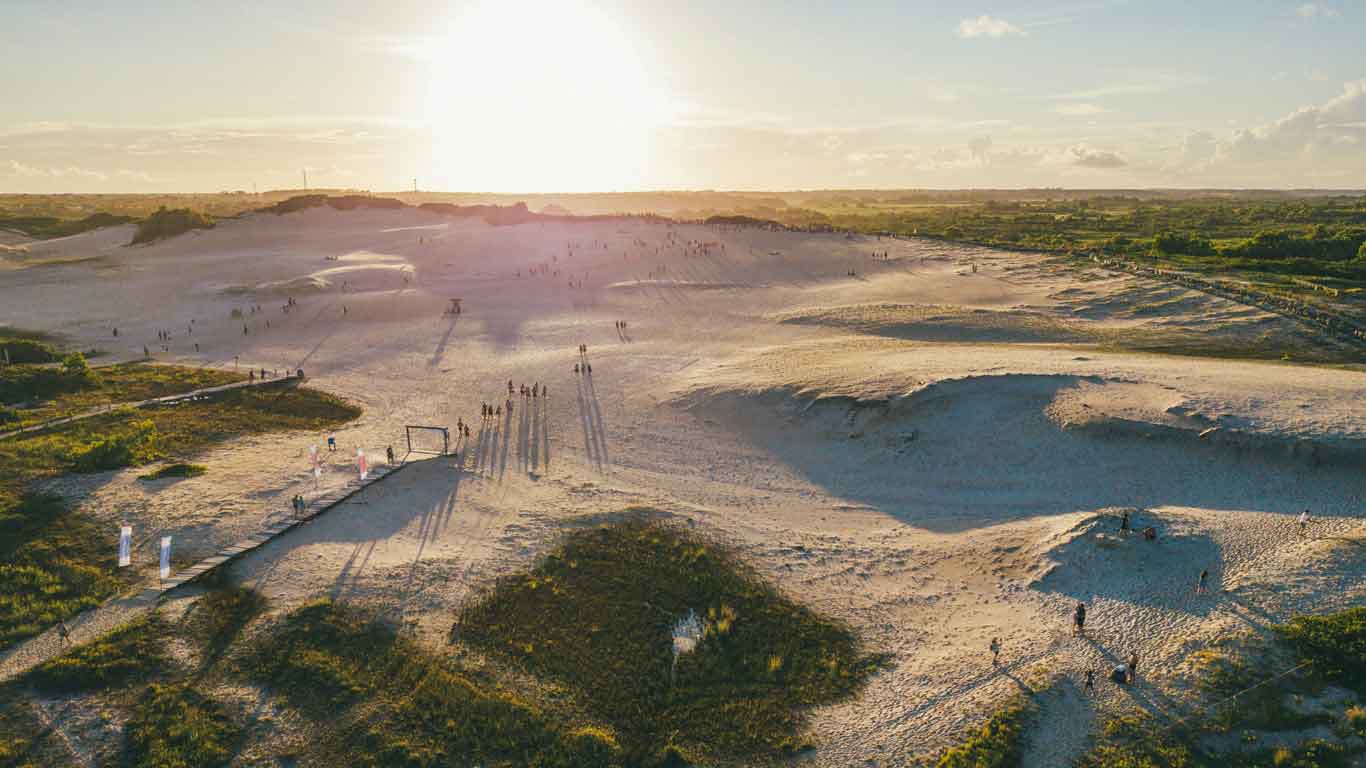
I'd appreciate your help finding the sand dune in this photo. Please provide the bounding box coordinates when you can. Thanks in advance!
[3,209,1362,766]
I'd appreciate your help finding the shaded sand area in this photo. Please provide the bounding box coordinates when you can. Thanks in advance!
[1,207,1363,765]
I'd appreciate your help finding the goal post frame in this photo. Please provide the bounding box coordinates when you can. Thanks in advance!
[405,425,450,456]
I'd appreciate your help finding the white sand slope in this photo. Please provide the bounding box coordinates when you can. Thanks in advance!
[2,208,1363,765]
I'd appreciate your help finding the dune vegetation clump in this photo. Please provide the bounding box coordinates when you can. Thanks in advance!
[243,599,618,767]
[129,207,214,245]
[25,614,166,694]
[456,516,886,765]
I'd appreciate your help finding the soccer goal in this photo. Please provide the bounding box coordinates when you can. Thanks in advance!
[405,425,450,456]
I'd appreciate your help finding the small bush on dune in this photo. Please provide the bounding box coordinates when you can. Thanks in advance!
[130,207,213,245]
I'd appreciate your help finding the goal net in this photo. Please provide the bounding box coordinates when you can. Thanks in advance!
[405,425,450,456]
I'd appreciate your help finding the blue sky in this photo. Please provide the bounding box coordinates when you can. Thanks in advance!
[2,0,1363,192]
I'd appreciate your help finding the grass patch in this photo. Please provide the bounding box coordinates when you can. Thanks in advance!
[124,682,240,768]
[1276,608,1366,695]
[139,463,207,481]
[1,361,243,430]
[25,614,165,694]
[933,702,1032,768]
[456,516,886,765]
[243,600,621,767]
[0,384,359,651]
[193,585,264,665]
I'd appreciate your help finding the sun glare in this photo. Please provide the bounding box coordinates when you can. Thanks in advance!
[423,0,668,193]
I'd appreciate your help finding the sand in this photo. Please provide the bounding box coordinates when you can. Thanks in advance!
[2,206,1363,765]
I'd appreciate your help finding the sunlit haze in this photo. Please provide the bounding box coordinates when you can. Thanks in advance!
[2,0,1364,192]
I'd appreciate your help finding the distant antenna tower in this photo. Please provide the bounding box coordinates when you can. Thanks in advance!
[302,168,309,190]
[413,177,418,193]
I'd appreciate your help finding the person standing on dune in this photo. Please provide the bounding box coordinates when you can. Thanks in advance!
[1073,602,1087,636]
[1298,509,1310,536]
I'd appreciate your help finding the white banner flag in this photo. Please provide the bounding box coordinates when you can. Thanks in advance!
[118,526,132,567]
[357,448,368,481]
[159,536,172,579]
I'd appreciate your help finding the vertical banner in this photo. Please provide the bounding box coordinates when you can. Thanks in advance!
[159,536,172,580]
[118,526,132,567]
[357,448,368,481]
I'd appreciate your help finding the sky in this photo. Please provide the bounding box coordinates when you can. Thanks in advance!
[2,0,1364,193]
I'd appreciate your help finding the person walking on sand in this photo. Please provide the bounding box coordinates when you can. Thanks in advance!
[1120,509,1131,534]
[386,445,395,465]
[1196,569,1209,594]
[57,619,70,646]
[327,434,337,452]
[1084,668,1095,695]
[990,637,1001,667]
[1127,652,1139,683]
[1298,509,1310,536]
[1073,602,1087,636]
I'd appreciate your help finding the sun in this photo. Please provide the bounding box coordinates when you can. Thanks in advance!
[422,0,668,193]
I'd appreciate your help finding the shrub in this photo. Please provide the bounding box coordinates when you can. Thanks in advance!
[1154,231,1217,256]
[66,418,161,472]
[0,338,58,365]
[130,208,214,245]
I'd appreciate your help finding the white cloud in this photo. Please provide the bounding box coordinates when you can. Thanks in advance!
[1058,145,1128,168]
[1055,72,1200,100]
[1297,3,1339,19]
[957,15,1025,39]
[1056,103,1110,116]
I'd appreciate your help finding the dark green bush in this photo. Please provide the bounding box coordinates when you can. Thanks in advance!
[130,207,213,245]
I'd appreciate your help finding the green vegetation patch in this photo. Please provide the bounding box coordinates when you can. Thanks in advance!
[129,207,214,245]
[456,516,886,764]
[1277,607,1366,695]
[124,682,240,768]
[193,585,264,664]
[0,384,359,650]
[0,212,132,239]
[244,600,619,767]
[0,352,98,406]
[0,338,58,366]
[934,702,1032,768]
[1078,607,1366,767]
[25,614,166,694]
[138,463,207,481]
